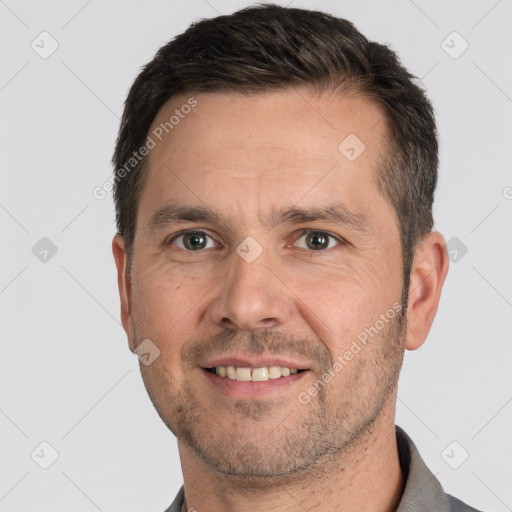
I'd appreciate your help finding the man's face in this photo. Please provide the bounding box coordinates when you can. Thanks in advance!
[122,89,406,479]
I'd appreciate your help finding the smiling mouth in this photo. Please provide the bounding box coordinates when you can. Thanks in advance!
[206,366,308,382]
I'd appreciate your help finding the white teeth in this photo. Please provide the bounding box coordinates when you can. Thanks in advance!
[211,365,302,381]
[235,367,251,381]
[268,366,282,379]
[251,367,269,381]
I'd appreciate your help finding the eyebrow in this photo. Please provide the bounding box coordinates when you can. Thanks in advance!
[145,201,372,235]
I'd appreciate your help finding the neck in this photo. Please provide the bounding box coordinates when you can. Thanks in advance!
[177,403,404,512]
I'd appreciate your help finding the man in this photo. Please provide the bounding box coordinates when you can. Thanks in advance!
[112,4,481,511]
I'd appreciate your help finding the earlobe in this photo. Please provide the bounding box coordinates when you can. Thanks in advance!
[404,231,449,351]
[112,234,136,352]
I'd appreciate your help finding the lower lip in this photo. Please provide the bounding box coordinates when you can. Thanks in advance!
[201,368,309,398]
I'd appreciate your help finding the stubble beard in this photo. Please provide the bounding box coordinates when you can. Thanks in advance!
[136,307,406,484]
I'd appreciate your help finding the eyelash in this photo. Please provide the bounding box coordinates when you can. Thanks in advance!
[165,229,345,251]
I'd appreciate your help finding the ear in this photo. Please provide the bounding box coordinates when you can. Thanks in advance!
[112,234,136,352]
[404,231,449,351]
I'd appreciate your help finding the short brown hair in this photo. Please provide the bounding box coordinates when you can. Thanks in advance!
[113,3,438,305]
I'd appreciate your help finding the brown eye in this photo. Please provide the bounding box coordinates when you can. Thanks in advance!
[170,231,215,251]
[294,231,340,251]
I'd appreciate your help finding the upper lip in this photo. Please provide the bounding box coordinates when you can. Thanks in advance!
[200,356,310,370]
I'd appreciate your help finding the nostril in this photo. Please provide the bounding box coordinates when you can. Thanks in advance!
[220,318,238,330]
[255,318,278,329]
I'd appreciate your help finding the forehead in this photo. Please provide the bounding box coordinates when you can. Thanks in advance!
[138,88,393,234]
[147,88,386,172]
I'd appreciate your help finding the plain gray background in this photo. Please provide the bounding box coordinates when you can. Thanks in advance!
[1,0,511,510]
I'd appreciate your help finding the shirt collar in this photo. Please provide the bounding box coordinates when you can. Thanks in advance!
[395,425,453,511]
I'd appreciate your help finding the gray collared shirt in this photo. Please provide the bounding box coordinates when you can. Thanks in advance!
[164,426,481,511]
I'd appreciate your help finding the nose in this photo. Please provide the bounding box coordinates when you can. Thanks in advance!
[208,248,293,332]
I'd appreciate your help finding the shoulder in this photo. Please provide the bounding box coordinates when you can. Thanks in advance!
[447,494,485,512]
[396,426,485,512]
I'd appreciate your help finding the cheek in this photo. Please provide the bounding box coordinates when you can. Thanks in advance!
[131,270,194,341]
[289,261,401,351]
